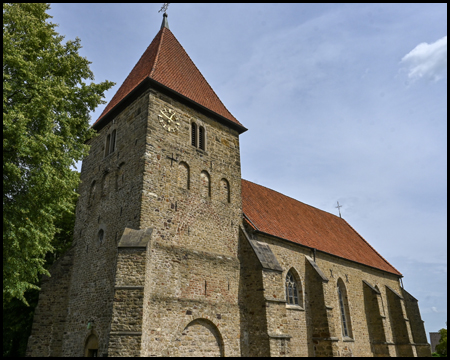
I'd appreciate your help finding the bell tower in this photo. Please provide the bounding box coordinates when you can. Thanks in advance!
[28,12,247,357]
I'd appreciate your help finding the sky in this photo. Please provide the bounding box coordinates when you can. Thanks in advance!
[47,4,447,339]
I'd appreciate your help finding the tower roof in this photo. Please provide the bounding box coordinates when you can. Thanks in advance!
[94,16,244,130]
[242,179,402,276]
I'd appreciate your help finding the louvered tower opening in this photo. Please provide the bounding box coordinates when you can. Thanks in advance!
[191,123,197,147]
[199,126,205,150]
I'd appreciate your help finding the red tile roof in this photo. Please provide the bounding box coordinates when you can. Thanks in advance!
[241,179,401,276]
[94,27,242,128]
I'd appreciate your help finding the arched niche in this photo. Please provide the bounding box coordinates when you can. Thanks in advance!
[116,162,126,190]
[219,178,230,203]
[200,171,211,198]
[178,318,224,357]
[178,162,190,189]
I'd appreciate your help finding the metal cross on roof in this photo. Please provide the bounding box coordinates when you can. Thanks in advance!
[158,3,170,14]
[336,201,343,218]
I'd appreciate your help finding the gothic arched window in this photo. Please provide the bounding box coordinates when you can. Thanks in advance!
[285,270,300,305]
[337,278,353,338]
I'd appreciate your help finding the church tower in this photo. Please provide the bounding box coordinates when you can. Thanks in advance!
[27,13,246,357]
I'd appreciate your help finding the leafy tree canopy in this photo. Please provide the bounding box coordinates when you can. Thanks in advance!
[3,3,114,305]
[435,328,447,357]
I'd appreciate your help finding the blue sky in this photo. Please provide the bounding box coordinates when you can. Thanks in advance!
[47,4,447,339]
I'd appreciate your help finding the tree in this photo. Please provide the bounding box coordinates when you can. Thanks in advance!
[3,3,114,305]
[435,328,447,357]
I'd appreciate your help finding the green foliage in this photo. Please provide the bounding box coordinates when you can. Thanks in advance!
[435,328,447,357]
[3,289,39,357]
[3,3,114,305]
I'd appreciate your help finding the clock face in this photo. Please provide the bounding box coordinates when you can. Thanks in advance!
[158,108,180,133]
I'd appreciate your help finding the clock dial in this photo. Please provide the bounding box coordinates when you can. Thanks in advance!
[158,108,180,133]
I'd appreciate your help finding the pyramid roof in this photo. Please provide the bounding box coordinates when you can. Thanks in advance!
[241,179,401,276]
[94,18,244,130]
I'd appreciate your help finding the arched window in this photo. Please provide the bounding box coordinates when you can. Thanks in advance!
[285,270,300,305]
[219,178,230,203]
[116,162,125,190]
[101,171,110,197]
[337,278,353,338]
[88,180,96,206]
[178,162,190,189]
[98,229,104,244]
[105,129,117,157]
[110,129,116,153]
[200,171,211,198]
[191,122,197,147]
[199,126,206,150]
[105,134,111,157]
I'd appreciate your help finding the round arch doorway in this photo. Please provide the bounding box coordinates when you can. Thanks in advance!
[84,333,99,357]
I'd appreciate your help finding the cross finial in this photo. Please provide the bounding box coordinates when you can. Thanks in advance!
[159,3,170,29]
[158,3,170,15]
[336,201,343,218]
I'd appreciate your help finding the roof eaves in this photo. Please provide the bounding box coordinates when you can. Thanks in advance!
[93,77,247,134]
[148,78,247,134]
[247,226,403,277]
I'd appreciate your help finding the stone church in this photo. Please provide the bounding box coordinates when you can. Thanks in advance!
[27,13,431,357]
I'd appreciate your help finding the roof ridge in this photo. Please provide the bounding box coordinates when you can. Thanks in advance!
[341,218,401,276]
[162,29,237,122]
[242,178,341,219]
[241,178,402,276]
[149,27,165,78]
[95,29,163,123]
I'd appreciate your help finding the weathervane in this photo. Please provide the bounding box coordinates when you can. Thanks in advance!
[336,201,343,218]
[158,3,170,15]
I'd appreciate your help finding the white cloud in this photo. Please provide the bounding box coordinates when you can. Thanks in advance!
[401,36,447,81]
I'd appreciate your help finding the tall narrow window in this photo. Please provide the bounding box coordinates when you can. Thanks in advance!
[98,229,104,244]
[199,126,205,150]
[337,278,352,338]
[285,270,299,305]
[105,134,111,157]
[110,129,116,153]
[116,162,125,190]
[191,123,197,147]
[88,181,96,206]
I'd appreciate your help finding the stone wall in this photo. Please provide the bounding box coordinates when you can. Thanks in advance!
[241,228,429,357]
[402,288,431,357]
[139,89,243,356]
[26,248,74,357]
[60,90,149,356]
